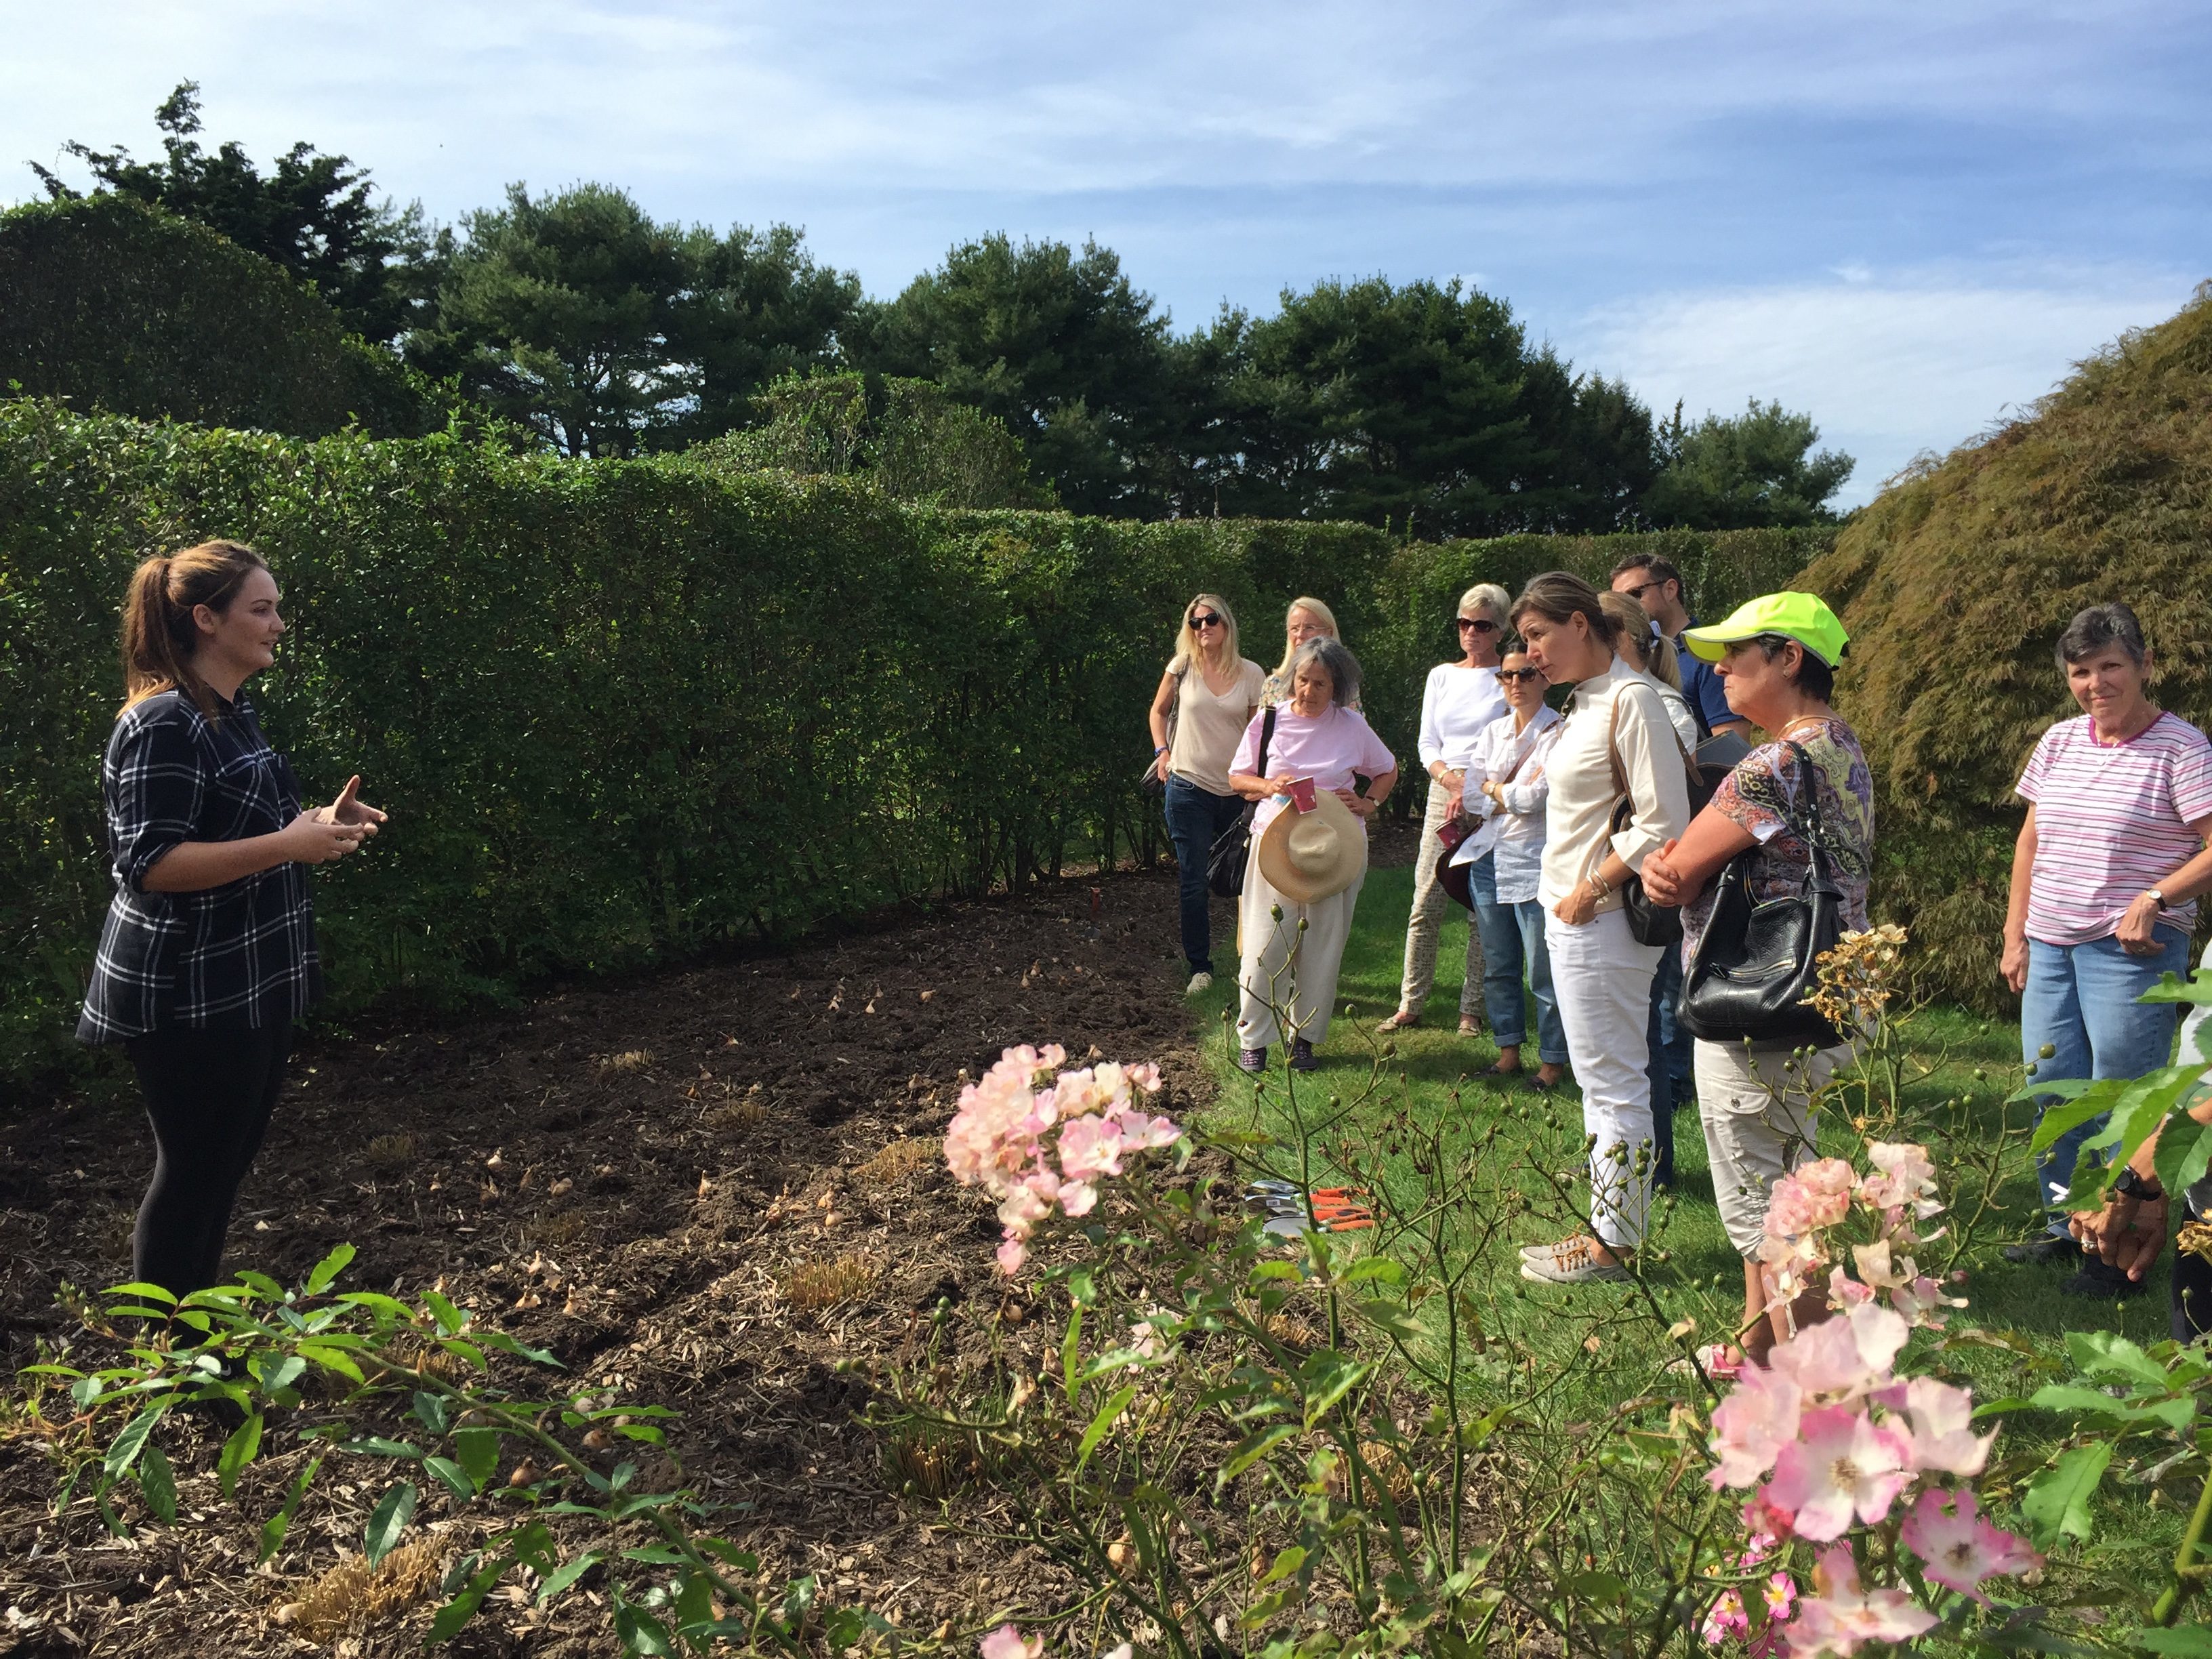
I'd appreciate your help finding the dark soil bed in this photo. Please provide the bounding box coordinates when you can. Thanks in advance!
[0,860,1226,1658]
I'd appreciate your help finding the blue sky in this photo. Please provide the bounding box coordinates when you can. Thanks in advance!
[7,1,2208,504]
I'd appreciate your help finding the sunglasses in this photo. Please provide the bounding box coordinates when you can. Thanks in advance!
[1189,613,1225,629]
[1496,667,1544,683]
[1456,617,1500,634]
[1618,579,1665,602]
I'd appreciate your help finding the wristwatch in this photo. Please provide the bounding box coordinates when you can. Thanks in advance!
[2146,887,2168,909]
[2113,1165,2165,1202]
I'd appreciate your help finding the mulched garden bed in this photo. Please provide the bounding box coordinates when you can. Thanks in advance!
[0,858,1231,1658]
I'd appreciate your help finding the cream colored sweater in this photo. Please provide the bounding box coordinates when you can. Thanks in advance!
[1538,657,1692,912]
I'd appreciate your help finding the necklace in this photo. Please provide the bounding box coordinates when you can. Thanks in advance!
[1775,714,1828,743]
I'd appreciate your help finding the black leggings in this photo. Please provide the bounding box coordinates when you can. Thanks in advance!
[125,1025,292,1300]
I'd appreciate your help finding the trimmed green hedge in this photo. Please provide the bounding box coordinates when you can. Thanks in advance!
[0,398,1832,1090]
[0,194,447,438]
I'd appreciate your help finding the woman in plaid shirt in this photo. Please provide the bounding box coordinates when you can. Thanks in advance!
[79,540,386,1300]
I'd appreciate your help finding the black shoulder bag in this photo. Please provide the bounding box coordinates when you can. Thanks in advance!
[1676,741,1848,1048]
[1599,691,1684,948]
[1207,707,1276,899]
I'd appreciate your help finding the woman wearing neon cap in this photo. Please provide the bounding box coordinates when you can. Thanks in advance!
[1641,592,1874,1365]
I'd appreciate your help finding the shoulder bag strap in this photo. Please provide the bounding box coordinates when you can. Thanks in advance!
[1258,705,1277,777]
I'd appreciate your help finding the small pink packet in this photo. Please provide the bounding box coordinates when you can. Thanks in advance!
[1288,777,1318,813]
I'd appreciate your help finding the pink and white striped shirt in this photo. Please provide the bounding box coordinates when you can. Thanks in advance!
[2016,711,2212,946]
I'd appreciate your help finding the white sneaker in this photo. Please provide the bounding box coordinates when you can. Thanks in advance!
[1186,971,1214,995]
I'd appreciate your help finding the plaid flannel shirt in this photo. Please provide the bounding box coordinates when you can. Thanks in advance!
[76,687,322,1044]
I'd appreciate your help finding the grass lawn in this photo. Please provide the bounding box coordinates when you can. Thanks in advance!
[1187,857,2190,1569]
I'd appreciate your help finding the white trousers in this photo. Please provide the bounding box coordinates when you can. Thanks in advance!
[1545,907,1663,1248]
[1237,853,1366,1050]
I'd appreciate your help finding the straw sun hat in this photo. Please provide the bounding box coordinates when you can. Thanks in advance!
[1256,788,1368,903]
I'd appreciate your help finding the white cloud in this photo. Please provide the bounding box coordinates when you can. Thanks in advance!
[1573,266,2201,505]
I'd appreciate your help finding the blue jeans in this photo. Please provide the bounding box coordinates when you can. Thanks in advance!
[1164,776,1247,975]
[2023,930,2190,1236]
[1646,947,1695,1187]
[1468,856,1568,1064]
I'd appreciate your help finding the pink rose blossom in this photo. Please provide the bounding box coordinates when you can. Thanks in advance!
[1057,1115,1126,1179]
[1767,1408,1912,1541]
[1767,1159,1858,1238]
[1898,1488,2040,1603]
[1785,1545,1936,1656]
[1826,1265,1875,1307]
[945,1044,1181,1275]
[980,1625,1042,1659]
[1897,1376,1993,1477]
[1765,1305,1907,1408]
[1708,1365,1805,1489]
[1700,1586,1748,1645]
[1857,1143,1940,1218]
[1742,1486,1798,1541]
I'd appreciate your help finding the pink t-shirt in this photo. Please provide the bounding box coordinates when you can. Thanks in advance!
[2016,711,2212,945]
[1231,705,1397,840]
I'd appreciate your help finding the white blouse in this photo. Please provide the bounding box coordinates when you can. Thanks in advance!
[1538,657,1692,912]
[1451,705,1563,905]
[1416,663,1506,772]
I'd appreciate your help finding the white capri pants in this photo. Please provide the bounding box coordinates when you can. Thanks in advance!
[1545,907,1663,1249]
[1237,854,1366,1050]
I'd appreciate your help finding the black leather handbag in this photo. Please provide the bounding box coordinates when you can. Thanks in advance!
[1677,741,1848,1048]
[1206,707,1276,899]
[1599,692,1683,948]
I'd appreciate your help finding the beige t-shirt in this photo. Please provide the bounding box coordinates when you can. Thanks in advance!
[1167,655,1267,796]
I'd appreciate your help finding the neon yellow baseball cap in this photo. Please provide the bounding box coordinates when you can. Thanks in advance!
[1681,592,1849,668]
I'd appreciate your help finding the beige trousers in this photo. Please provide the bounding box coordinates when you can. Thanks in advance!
[1393,781,1486,1021]
[1236,852,1367,1050]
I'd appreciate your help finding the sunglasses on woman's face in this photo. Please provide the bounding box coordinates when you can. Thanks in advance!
[1496,667,1544,683]
[1456,617,1499,634]
[1189,613,1225,629]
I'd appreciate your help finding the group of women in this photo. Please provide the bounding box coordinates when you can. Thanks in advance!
[68,535,2212,1356]
[1151,574,1875,1353]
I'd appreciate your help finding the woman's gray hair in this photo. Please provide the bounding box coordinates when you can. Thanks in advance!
[2056,601,2147,670]
[1458,581,1510,621]
[1290,636,1362,708]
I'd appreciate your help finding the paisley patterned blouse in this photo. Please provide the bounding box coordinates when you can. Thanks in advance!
[1681,716,1875,964]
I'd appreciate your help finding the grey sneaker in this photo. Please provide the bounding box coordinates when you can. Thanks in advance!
[1236,1046,1267,1074]
[1519,1240,1631,1284]
[1186,970,1214,996]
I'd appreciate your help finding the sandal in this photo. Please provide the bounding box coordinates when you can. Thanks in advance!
[1375,1010,1420,1034]
[1458,1016,1482,1038]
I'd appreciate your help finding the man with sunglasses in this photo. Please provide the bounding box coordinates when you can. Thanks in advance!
[1608,554,1749,742]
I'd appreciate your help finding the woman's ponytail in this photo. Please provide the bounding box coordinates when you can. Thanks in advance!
[119,540,269,718]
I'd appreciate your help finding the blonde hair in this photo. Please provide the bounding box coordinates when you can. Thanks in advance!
[1599,590,1683,689]
[1173,592,1241,671]
[1458,582,1509,621]
[1275,596,1344,679]
[121,539,271,718]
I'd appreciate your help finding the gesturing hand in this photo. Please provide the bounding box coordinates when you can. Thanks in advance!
[317,775,388,836]
[281,810,367,865]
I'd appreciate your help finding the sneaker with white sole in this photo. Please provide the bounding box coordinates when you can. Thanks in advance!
[1186,970,1214,995]
[1519,1235,1597,1261]
[1519,1239,1632,1284]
